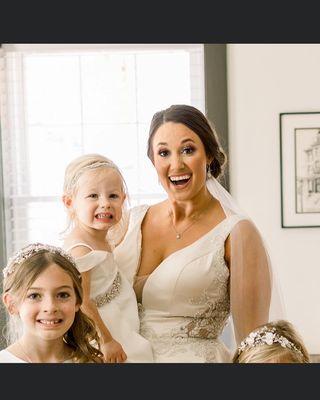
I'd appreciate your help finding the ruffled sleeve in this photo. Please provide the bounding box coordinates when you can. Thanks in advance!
[73,251,109,273]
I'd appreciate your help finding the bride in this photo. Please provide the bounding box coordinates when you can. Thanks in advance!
[114,104,280,362]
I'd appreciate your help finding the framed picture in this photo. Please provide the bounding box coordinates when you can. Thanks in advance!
[280,112,320,228]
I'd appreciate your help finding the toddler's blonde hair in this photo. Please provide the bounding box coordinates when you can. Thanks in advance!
[62,153,129,246]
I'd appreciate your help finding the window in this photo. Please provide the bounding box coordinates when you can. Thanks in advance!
[0,44,205,256]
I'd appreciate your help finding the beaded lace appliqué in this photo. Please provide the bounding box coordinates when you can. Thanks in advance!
[178,238,229,340]
[139,263,230,362]
[139,302,228,362]
[138,221,235,362]
[182,295,230,339]
[94,271,121,307]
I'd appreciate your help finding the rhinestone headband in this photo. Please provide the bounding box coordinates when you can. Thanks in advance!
[3,243,78,278]
[67,160,120,193]
[238,325,303,356]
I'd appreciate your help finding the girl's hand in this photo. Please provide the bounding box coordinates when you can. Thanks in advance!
[101,339,127,363]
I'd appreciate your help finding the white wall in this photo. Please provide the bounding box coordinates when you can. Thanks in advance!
[227,44,320,354]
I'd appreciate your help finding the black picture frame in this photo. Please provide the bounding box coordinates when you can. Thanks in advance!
[280,112,320,228]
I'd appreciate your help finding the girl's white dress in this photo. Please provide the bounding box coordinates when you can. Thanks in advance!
[113,205,245,363]
[0,349,73,363]
[65,243,154,363]
[0,350,28,363]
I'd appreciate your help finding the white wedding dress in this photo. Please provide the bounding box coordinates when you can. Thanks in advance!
[114,205,246,363]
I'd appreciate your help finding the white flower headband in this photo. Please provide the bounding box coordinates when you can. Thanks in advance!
[3,243,78,278]
[66,160,120,193]
[238,325,303,356]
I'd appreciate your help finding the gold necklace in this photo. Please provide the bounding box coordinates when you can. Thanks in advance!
[17,341,68,363]
[168,210,203,240]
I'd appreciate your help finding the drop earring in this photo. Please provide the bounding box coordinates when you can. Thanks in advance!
[206,165,212,179]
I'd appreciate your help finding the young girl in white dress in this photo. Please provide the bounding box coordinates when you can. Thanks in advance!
[0,243,104,363]
[62,154,153,363]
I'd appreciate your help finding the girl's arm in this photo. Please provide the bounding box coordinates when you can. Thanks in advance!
[80,270,127,363]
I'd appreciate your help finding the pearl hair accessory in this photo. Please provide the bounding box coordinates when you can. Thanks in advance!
[3,242,79,278]
[238,325,303,356]
[66,160,120,193]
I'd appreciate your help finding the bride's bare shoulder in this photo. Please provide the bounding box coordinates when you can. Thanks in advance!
[143,200,168,226]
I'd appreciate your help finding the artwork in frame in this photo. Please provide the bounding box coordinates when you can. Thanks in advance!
[280,112,320,228]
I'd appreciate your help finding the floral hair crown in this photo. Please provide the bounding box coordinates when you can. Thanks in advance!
[238,325,303,356]
[3,243,78,278]
[67,160,121,193]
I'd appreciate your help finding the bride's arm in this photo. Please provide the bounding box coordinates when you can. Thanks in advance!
[225,219,271,344]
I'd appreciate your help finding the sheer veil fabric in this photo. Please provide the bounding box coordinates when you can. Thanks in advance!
[207,177,285,348]
[112,176,285,356]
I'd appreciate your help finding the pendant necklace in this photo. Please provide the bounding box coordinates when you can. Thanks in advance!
[168,210,202,240]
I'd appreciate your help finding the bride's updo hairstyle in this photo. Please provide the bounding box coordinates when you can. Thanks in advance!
[147,104,226,179]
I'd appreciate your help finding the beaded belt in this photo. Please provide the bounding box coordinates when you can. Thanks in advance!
[94,271,121,307]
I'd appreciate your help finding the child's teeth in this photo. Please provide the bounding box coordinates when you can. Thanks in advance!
[96,213,113,219]
[40,320,60,325]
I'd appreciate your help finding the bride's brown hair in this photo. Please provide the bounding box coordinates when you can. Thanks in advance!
[147,104,226,179]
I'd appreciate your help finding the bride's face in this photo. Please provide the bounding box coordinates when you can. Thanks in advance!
[152,122,209,201]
